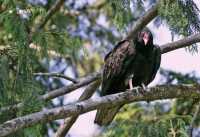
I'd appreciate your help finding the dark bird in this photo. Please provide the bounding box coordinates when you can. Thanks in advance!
[94,28,161,126]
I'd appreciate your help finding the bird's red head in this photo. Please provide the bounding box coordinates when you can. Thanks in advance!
[141,32,149,46]
[137,28,153,46]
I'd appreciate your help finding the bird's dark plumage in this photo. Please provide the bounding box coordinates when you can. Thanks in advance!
[94,28,161,126]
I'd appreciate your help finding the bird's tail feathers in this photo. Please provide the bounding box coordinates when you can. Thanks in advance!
[94,105,123,126]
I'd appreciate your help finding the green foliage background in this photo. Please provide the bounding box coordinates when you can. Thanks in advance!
[0,0,200,136]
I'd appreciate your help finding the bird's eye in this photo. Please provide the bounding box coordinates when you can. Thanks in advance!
[143,33,149,39]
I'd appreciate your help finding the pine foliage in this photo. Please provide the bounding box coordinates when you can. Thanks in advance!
[0,0,83,136]
[159,0,200,35]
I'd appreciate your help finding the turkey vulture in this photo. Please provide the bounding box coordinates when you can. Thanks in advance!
[94,28,161,126]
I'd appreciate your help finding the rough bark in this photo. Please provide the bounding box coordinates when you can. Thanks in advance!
[1,84,200,136]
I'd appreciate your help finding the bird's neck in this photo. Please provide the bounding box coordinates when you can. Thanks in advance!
[135,43,153,57]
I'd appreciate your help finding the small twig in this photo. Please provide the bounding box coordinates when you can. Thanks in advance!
[54,80,101,137]
[34,72,78,83]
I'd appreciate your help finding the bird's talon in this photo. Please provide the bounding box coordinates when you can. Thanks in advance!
[145,88,150,92]
[141,83,150,93]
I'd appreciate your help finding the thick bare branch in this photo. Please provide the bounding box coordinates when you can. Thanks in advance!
[161,33,200,54]
[54,80,101,137]
[1,84,200,137]
[34,72,78,83]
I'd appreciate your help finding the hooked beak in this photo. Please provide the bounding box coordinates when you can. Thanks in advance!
[143,33,149,46]
[143,37,149,45]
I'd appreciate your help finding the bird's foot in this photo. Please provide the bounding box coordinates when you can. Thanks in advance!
[141,83,150,93]
[128,75,134,90]
[141,83,150,103]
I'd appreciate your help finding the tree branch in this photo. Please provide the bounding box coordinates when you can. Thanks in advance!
[161,33,200,54]
[34,72,78,83]
[1,84,200,136]
[126,2,159,40]
[54,80,101,137]
[39,72,101,101]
